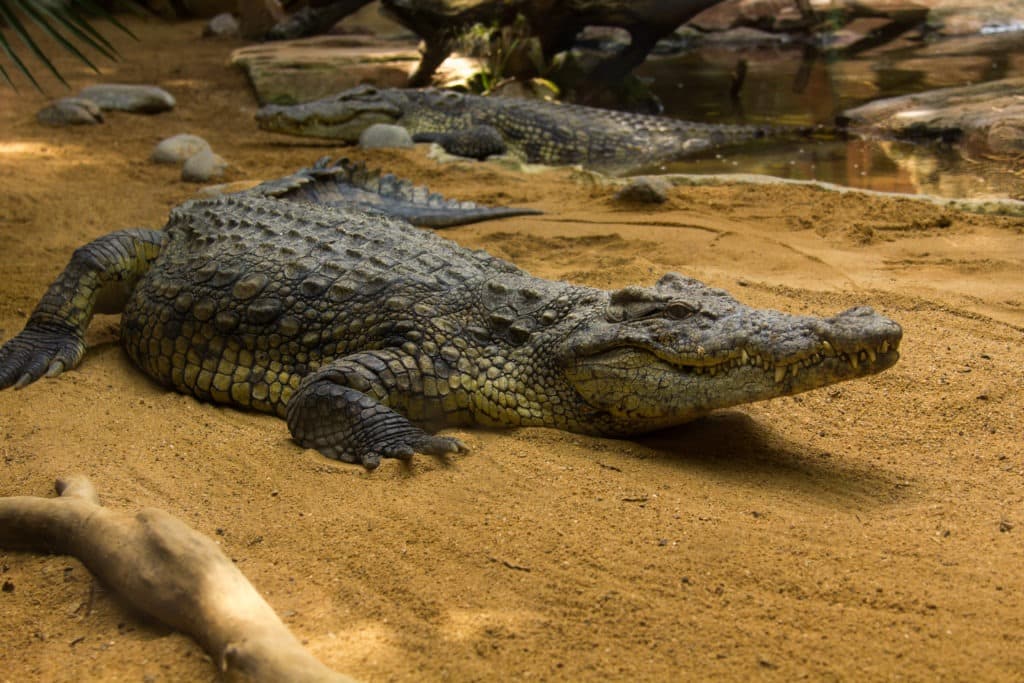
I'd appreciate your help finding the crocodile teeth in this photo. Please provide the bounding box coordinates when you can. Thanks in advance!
[881,340,889,353]
[866,347,877,363]
[741,349,750,365]
[774,365,787,383]
[791,363,800,378]
[821,340,833,355]
[849,353,859,370]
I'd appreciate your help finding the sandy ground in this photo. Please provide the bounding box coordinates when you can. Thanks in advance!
[1,18,1023,682]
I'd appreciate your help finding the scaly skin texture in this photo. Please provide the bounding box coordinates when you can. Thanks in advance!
[0,167,902,469]
[254,156,541,228]
[256,86,818,174]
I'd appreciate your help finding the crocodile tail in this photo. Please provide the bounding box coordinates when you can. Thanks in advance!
[251,157,541,228]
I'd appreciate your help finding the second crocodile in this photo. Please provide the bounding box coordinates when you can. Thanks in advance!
[256,86,829,174]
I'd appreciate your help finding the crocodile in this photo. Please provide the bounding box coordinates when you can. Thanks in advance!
[256,85,830,174]
[0,161,901,469]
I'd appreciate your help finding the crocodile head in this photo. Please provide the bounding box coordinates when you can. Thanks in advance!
[557,272,902,435]
[255,85,407,141]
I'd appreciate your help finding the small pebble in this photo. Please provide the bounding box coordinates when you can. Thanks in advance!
[78,84,175,114]
[182,149,229,183]
[613,176,671,204]
[36,98,103,126]
[358,123,414,149]
[203,12,240,38]
[151,134,212,164]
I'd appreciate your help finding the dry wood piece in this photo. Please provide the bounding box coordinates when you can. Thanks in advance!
[380,0,727,87]
[0,475,355,683]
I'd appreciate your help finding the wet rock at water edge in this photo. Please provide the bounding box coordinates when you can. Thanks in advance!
[182,150,229,183]
[839,77,1024,153]
[152,134,213,164]
[36,98,103,126]
[78,84,176,114]
[358,123,414,149]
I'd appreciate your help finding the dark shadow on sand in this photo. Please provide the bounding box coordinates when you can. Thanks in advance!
[627,411,911,507]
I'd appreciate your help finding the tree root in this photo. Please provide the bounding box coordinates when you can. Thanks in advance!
[0,475,356,682]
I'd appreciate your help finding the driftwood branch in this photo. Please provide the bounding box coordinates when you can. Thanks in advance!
[0,475,355,683]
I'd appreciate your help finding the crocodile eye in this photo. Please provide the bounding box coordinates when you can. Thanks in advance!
[666,301,698,319]
[606,307,626,322]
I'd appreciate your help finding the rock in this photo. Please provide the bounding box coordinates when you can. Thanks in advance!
[266,0,374,41]
[696,26,793,45]
[78,84,176,113]
[613,176,672,204]
[36,98,103,126]
[231,37,420,104]
[152,134,213,164]
[987,120,1024,152]
[358,123,414,149]
[691,0,800,32]
[203,12,240,37]
[840,77,1024,153]
[182,150,229,182]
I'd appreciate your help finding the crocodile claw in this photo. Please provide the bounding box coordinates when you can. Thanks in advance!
[358,434,466,470]
[288,374,470,470]
[0,325,86,391]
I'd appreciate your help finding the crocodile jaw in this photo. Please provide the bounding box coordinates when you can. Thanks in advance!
[255,90,403,142]
[562,306,902,434]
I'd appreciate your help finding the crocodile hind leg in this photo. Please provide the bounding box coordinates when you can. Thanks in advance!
[286,350,467,469]
[0,229,166,390]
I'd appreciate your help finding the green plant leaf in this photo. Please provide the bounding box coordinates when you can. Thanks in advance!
[0,40,21,89]
[0,0,66,88]
[50,5,120,60]
[14,0,103,73]
[72,0,137,40]
[0,0,140,92]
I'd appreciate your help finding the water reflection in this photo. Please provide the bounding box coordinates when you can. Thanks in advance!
[642,139,1022,199]
[636,34,1024,199]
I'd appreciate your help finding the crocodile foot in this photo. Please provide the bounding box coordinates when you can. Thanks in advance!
[412,124,507,160]
[0,323,86,390]
[286,378,467,469]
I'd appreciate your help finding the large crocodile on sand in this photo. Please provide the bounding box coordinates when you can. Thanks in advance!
[0,161,901,469]
[257,86,830,174]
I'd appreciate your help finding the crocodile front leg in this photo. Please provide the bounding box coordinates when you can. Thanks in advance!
[0,229,166,390]
[286,350,468,469]
[412,124,507,160]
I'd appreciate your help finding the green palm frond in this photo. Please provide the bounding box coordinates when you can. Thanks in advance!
[0,0,137,92]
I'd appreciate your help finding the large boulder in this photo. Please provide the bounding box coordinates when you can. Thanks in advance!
[840,77,1024,153]
[231,36,420,105]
